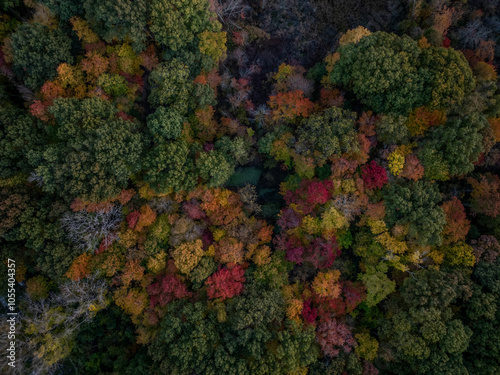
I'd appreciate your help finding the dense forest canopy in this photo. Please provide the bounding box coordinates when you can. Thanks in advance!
[0,0,499,374]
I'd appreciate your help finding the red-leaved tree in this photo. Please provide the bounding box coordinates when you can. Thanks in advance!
[302,299,317,324]
[361,161,388,190]
[316,319,357,357]
[147,274,191,308]
[205,264,245,300]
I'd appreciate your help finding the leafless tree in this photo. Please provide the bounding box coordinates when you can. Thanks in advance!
[238,184,262,214]
[61,204,122,252]
[209,0,250,29]
[14,83,35,102]
[23,274,108,335]
[250,105,270,129]
[149,196,179,215]
[332,195,362,222]
[286,74,314,97]
[456,19,491,49]
[239,63,261,79]
[0,275,108,374]
[27,171,44,187]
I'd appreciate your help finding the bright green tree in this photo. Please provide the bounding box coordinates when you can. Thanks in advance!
[146,106,185,142]
[418,146,450,181]
[149,283,319,374]
[383,180,445,246]
[379,268,473,375]
[0,106,45,181]
[150,0,220,52]
[376,114,410,145]
[196,150,234,188]
[464,260,500,375]
[331,32,427,114]
[0,185,81,279]
[148,59,192,113]
[420,47,476,109]
[96,73,129,97]
[359,262,396,307]
[40,0,85,21]
[296,106,359,165]
[331,32,475,114]
[423,113,487,176]
[28,97,143,202]
[10,23,73,90]
[143,140,197,194]
[83,0,148,51]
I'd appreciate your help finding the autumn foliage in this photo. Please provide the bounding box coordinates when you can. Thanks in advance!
[268,90,314,121]
[205,264,245,300]
[361,161,388,190]
[468,173,500,217]
[2,3,499,374]
[441,197,470,244]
